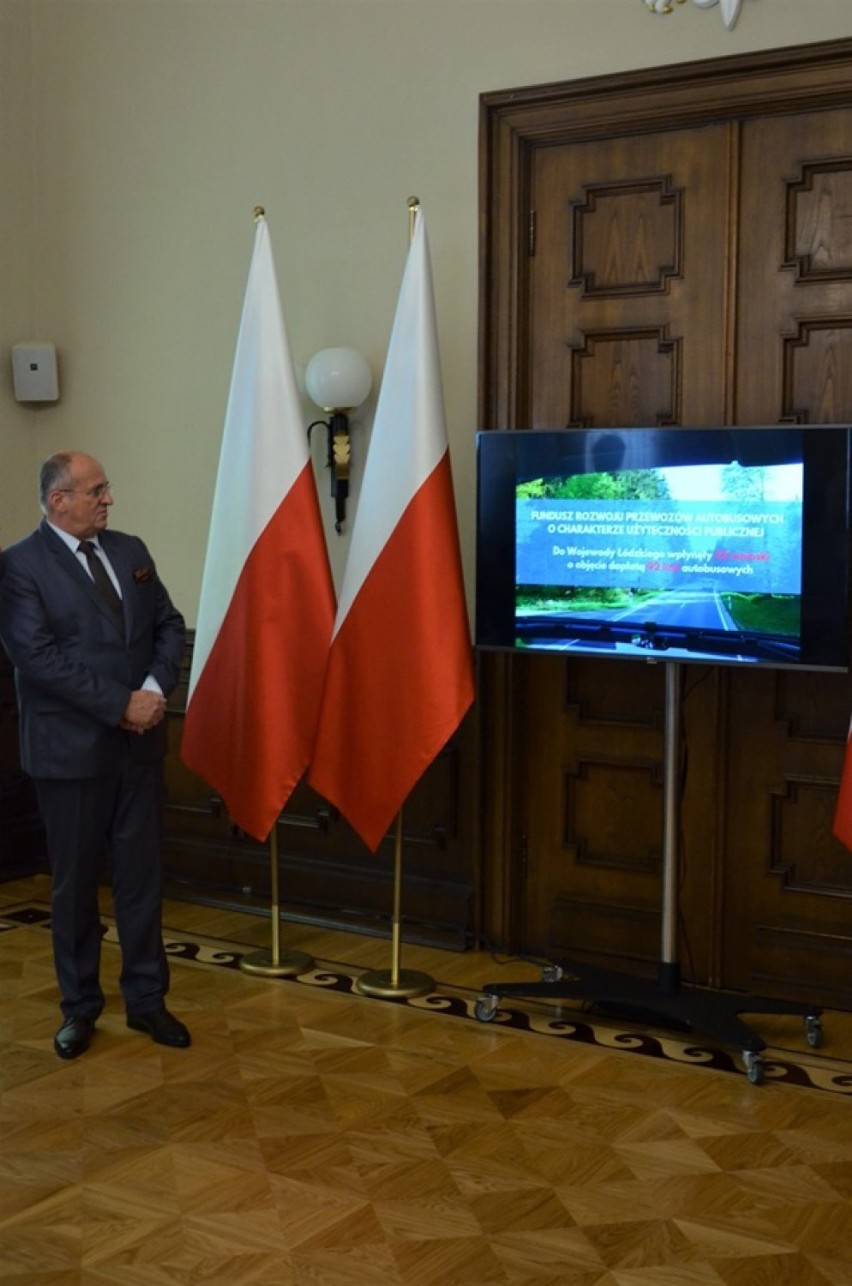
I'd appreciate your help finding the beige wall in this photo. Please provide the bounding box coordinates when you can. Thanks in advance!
[3,0,852,620]
[0,0,38,520]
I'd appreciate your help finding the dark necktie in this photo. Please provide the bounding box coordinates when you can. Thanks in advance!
[78,540,123,623]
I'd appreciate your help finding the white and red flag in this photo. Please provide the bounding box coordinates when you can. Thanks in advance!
[308,210,475,851]
[182,214,335,842]
[833,718,852,850]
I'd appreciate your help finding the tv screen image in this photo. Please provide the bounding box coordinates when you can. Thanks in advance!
[476,426,851,672]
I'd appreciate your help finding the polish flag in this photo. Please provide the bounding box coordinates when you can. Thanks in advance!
[182,214,335,842]
[308,210,475,852]
[833,718,852,849]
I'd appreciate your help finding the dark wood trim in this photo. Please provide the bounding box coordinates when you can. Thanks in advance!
[480,38,852,140]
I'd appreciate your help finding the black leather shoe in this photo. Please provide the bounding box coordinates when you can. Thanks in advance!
[126,1006,191,1048]
[54,1016,95,1060]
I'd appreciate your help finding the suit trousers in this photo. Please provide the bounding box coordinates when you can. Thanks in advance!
[34,748,170,1019]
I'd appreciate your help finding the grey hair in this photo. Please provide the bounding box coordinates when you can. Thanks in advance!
[39,453,74,510]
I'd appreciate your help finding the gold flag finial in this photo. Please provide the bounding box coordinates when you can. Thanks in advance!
[407,195,420,245]
[253,205,266,221]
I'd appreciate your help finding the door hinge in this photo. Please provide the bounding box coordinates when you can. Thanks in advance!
[528,210,536,257]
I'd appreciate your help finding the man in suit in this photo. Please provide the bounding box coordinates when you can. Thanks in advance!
[0,450,189,1059]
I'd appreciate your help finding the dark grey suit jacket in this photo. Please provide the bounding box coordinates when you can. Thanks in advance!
[0,520,185,778]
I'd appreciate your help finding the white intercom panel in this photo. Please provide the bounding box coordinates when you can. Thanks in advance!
[12,342,59,402]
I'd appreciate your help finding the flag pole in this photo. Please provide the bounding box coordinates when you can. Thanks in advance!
[182,202,330,981]
[355,195,434,1002]
[355,808,434,998]
[240,824,315,977]
[234,211,314,982]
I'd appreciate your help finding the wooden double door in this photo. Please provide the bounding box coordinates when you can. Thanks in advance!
[478,40,852,1008]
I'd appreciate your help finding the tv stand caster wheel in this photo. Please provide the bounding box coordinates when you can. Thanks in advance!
[475,995,498,1023]
[743,1050,765,1084]
[805,1015,823,1048]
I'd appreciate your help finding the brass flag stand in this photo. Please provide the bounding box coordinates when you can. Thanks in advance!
[355,810,434,999]
[240,826,314,978]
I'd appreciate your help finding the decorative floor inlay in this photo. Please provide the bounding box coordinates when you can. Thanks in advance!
[4,901,851,1098]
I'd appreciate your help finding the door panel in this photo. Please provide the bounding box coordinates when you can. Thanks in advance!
[722,107,852,1002]
[514,124,734,981]
[530,124,731,430]
[737,108,852,426]
[720,666,852,1003]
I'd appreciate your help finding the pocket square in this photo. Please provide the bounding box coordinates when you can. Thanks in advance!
[132,566,152,583]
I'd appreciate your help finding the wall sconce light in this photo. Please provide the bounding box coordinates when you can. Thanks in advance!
[306,346,373,533]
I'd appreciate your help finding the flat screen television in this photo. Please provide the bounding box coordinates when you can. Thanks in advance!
[475,426,852,671]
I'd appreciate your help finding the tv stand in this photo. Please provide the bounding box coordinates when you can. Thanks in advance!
[475,662,823,1084]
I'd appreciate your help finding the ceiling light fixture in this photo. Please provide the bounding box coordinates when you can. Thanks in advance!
[644,0,743,29]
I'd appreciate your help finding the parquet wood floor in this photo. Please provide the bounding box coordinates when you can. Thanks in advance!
[3,873,852,1284]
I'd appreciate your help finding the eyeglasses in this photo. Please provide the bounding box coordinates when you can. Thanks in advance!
[57,482,113,501]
